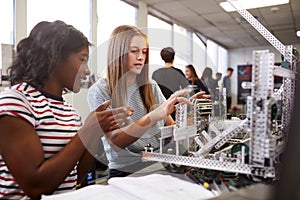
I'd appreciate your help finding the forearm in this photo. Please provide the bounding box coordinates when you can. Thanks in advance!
[105,112,157,149]
[104,96,178,150]
[76,142,100,183]
[165,115,175,126]
[33,136,87,191]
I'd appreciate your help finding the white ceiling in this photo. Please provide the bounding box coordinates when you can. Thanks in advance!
[136,0,300,49]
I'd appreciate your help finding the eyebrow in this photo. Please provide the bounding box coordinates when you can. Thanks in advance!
[81,53,89,59]
[130,46,148,49]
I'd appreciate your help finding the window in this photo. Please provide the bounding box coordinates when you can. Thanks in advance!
[192,33,206,76]
[147,15,172,76]
[97,0,136,77]
[0,0,14,44]
[207,39,228,79]
[173,24,191,72]
[27,0,90,38]
[218,45,229,75]
[0,0,14,79]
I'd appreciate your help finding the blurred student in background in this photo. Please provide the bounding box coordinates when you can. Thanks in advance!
[215,72,222,88]
[152,47,189,119]
[222,67,234,112]
[201,67,218,95]
[185,64,209,94]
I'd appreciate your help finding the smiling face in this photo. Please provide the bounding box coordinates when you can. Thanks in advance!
[59,47,90,93]
[127,35,147,76]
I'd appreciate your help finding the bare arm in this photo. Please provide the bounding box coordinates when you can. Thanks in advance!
[104,96,178,149]
[0,117,85,199]
[0,101,132,199]
[76,101,133,183]
[165,115,175,126]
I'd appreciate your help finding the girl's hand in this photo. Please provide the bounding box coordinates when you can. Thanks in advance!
[190,91,211,99]
[80,100,134,137]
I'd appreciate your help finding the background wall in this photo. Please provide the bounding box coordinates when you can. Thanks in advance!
[229,43,300,108]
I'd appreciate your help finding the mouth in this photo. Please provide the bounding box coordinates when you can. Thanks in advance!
[134,64,143,68]
[79,76,89,87]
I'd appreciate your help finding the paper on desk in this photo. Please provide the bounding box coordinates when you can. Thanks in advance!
[108,173,215,200]
[41,184,136,200]
[42,174,215,200]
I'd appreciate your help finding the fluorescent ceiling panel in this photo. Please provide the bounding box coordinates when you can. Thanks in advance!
[220,0,289,12]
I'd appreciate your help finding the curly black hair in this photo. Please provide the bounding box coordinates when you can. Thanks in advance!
[8,20,91,89]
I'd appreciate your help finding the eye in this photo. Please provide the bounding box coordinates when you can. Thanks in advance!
[81,58,88,63]
[130,49,138,53]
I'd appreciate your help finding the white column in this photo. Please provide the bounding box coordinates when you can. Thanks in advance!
[90,0,98,75]
[137,1,148,33]
[15,0,27,44]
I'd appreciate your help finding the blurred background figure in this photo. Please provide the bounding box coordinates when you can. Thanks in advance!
[215,72,222,89]
[185,64,209,94]
[222,67,234,113]
[152,47,189,120]
[215,72,222,82]
[201,67,218,95]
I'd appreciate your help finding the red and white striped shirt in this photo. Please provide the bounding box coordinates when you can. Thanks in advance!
[0,82,82,199]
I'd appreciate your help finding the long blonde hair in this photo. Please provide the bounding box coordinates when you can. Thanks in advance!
[106,25,156,112]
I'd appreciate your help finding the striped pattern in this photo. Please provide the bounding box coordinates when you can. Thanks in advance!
[0,83,82,199]
[87,78,166,170]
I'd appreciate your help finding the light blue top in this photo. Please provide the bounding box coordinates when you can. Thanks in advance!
[87,78,166,170]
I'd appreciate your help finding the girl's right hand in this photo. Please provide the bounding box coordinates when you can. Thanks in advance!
[80,100,134,137]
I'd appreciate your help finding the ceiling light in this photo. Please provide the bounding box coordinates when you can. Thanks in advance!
[297,31,300,37]
[220,0,289,12]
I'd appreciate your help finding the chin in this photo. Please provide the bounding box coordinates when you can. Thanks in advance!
[133,70,142,75]
[72,82,82,93]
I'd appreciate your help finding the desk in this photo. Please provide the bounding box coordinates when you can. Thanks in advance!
[129,162,274,200]
[129,162,196,184]
[213,183,274,200]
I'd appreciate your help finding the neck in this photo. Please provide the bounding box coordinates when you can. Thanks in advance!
[165,62,173,67]
[42,76,63,97]
[126,72,137,86]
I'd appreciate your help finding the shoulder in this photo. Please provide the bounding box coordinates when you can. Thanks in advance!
[0,83,40,126]
[149,79,159,89]
[152,68,165,76]
[88,77,108,95]
[87,77,111,110]
[172,67,183,73]
[2,82,40,102]
[194,79,203,85]
[172,67,186,76]
[149,79,166,100]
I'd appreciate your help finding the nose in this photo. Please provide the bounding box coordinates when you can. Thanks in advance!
[85,67,91,76]
[137,50,145,60]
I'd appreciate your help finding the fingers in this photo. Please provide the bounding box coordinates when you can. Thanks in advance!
[177,97,192,105]
[190,91,210,99]
[95,100,110,112]
[95,106,134,132]
[202,94,211,99]
[165,96,178,113]
[170,88,192,99]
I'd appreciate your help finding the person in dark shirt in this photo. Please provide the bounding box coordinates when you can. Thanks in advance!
[201,67,218,95]
[222,67,234,112]
[185,64,210,94]
[152,47,189,119]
